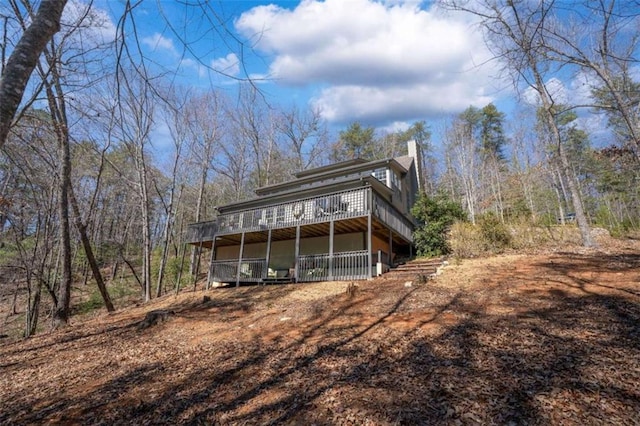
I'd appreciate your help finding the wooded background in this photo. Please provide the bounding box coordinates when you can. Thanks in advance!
[0,0,638,336]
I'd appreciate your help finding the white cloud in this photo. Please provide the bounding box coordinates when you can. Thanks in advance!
[520,74,615,143]
[142,33,177,54]
[313,82,493,123]
[211,53,240,77]
[236,0,499,124]
[522,77,568,106]
[61,0,117,46]
[522,72,598,108]
[380,121,411,133]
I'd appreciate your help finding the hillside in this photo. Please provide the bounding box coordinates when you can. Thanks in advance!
[1,240,639,425]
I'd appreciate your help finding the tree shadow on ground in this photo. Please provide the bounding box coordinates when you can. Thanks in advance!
[1,252,639,424]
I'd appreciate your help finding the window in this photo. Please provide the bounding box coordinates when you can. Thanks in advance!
[390,170,401,192]
[264,207,274,224]
[276,205,285,223]
[372,168,387,185]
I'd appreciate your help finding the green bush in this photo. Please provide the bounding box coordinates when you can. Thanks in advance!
[411,192,467,257]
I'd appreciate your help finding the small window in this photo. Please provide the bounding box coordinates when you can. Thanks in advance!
[276,205,285,223]
[372,168,387,185]
[387,169,401,192]
[264,208,274,224]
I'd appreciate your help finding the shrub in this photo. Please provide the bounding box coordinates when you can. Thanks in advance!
[411,192,466,257]
[449,221,483,258]
[477,212,512,253]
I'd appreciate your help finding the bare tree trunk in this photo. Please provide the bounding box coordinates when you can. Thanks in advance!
[111,260,119,283]
[51,99,72,329]
[0,0,67,147]
[535,77,594,245]
[552,179,566,224]
[25,278,42,337]
[137,153,152,302]
[189,167,208,275]
[156,89,188,297]
[176,243,187,296]
[41,41,116,312]
[556,140,594,245]
[182,91,222,275]
[10,280,19,315]
[155,178,178,298]
[69,185,115,311]
[156,211,172,298]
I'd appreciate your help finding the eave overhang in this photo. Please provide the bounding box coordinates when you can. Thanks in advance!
[215,175,393,215]
[255,157,410,197]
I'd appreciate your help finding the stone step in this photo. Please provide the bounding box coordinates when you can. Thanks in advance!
[393,264,439,271]
[387,266,437,273]
[392,259,442,269]
[382,257,445,280]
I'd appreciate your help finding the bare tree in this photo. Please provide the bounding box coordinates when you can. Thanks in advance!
[507,107,542,220]
[116,73,156,302]
[2,112,61,335]
[155,87,190,297]
[440,0,595,246]
[231,85,280,188]
[276,105,328,172]
[21,0,117,320]
[0,0,67,148]
[7,0,74,327]
[541,1,640,160]
[443,115,480,224]
[185,91,225,276]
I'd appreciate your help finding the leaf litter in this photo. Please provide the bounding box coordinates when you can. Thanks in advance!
[1,239,639,425]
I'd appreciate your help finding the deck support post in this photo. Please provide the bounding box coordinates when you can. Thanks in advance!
[175,243,187,295]
[264,229,272,282]
[193,241,203,287]
[206,237,217,290]
[367,190,373,279]
[294,225,301,282]
[329,219,334,280]
[236,232,245,287]
[388,229,393,268]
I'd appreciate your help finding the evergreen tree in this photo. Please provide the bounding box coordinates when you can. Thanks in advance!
[480,103,506,160]
[331,122,376,161]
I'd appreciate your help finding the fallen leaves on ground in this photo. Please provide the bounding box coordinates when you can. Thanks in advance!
[1,240,639,425]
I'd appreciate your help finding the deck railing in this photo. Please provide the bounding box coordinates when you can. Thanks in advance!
[297,250,369,282]
[187,187,414,244]
[210,258,267,283]
[372,194,413,242]
[184,220,217,244]
[210,251,371,283]
[214,188,369,235]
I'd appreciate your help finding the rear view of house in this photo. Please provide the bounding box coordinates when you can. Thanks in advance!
[185,141,423,286]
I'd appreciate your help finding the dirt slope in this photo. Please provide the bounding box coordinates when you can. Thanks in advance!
[1,240,639,425]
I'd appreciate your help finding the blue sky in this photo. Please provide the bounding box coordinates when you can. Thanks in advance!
[86,0,511,133]
[3,0,632,145]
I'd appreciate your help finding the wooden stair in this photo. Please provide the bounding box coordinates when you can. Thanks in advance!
[382,258,445,281]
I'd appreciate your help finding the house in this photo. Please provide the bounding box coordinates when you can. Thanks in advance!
[185,140,423,286]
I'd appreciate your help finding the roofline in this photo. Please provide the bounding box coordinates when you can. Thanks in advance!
[294,158,368,178]
[255,157,409,197]
[215,175,392,214]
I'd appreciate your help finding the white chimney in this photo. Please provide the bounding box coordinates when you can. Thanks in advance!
[407,139,423,193]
